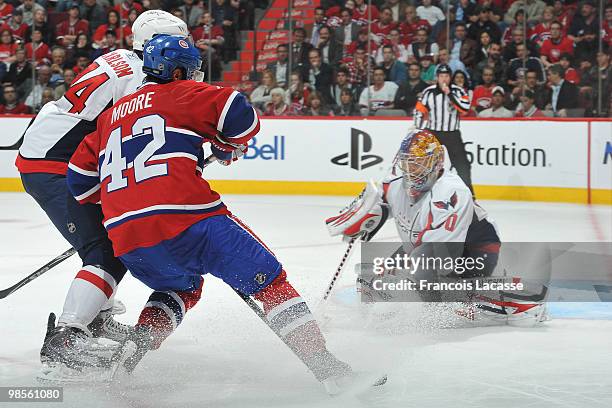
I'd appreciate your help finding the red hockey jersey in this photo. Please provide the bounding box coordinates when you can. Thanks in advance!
[67,81,260,256]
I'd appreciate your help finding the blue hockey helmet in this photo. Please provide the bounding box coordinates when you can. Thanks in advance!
[142,34,203,81]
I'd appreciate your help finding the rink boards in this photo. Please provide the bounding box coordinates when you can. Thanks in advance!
[0,116,610,204]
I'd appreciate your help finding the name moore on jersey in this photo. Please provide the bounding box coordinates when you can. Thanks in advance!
[67,80,260,256]
[16,49,145,175]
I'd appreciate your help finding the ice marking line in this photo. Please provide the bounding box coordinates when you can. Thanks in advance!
[586,204,611,282]
[466,379,575,407]
[587,206,607,242]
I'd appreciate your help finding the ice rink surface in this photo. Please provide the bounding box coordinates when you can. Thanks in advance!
[1,193,611,408]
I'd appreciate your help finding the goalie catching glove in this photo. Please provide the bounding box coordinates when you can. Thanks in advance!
[325,180,389,242]
[209,134,248,166]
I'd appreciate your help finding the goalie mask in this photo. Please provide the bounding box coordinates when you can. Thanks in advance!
[394,130,444,197]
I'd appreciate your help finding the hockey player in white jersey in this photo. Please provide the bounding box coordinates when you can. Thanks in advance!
[14,10,189,380]
[326,129,547,326]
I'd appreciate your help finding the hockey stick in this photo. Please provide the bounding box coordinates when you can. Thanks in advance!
[201,154,216,169]
[234,288,388,389]
[0,247,76,300]
[0,117,34,150]
[233,288,326,379]
[234,289,270,325]
[0,135,24,150]
[319,237,358,304]
[233,289,308,359]
[1,154,215,299]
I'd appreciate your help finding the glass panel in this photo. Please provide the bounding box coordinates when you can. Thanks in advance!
[246,0,609,117]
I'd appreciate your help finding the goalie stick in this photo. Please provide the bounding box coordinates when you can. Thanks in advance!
[320,236,358,304]
[0,247,76,300]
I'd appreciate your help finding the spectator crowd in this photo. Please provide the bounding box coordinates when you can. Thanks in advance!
[248,0,611,118]
[0,0,266,114]
[0,0,609,118]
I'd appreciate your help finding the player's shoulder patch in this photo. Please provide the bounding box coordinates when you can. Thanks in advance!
[124,50,141,62]
[433,191,458,211]
[430,173,471,211]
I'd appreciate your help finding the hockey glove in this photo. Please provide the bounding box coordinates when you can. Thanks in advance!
[345,203,389,242]
[326,181,389,242]
[209,135,248,166]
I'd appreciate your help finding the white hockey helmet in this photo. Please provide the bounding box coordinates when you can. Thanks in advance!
[132,10,189,52]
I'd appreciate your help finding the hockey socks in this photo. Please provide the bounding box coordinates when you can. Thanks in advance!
[59,265,117,329]
[136,277,204,349]
[254,270,351,381]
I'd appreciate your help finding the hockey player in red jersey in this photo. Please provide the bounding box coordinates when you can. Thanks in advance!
[16,11,190,378]
[326,130,548,327]
[66,34,352,392]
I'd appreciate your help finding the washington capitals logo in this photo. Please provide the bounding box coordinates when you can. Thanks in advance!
[434,192,458,210]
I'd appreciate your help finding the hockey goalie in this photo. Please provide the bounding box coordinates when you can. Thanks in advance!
[326,129,548,328]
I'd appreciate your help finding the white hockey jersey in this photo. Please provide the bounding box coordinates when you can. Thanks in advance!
[359,81,399,111]
[16,49,145,174]
[382,170,498,254]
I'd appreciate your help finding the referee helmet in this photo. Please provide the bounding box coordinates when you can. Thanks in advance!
[435,64,452,76]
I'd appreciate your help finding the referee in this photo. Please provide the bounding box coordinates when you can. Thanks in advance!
[413,64,473,194]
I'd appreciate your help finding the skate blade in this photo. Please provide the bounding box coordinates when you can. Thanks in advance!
[324,371,388,396]
[111,299,127,315]
[107,340,137,383]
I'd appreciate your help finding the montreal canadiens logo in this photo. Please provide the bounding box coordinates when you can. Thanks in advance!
[178,39,189,49]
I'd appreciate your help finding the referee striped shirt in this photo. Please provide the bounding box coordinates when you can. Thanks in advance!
[413,84,470,131]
